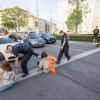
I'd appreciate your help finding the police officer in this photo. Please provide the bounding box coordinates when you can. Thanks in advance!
[56,30,70,64]
[7,43,39,77]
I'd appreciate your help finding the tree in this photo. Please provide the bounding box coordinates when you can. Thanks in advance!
[1,7,28,32]
[66,9,82,33]
[67,0,86,34]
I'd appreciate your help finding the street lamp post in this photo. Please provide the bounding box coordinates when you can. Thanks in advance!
[36,0,39,32]
[50,10,53,33]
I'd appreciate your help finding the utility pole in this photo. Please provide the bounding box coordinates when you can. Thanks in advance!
[36,0,39,32]
[50,10,53,33]
[75,0,79,34]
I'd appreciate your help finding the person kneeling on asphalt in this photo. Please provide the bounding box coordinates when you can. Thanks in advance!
[38,51,56,75]
[6,43,39,78]
[0,61,15,92]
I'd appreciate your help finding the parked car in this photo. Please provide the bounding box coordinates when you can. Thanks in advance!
[39,33,56,44]
[8,33,22,42]
[26,34,45,47]
[0,38,22,61]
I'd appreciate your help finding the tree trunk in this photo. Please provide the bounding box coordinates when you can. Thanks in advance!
[75,24,78,34]
[75,0,79,34]
[15,28,17,32]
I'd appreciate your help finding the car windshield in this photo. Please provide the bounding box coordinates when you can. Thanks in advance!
[0,38,15,45]
[28,35,40,39]
[41,33,51,37]
[9,34,21,38]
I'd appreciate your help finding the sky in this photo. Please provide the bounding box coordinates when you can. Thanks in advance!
[0,0,100,22]
[0,0,58,21]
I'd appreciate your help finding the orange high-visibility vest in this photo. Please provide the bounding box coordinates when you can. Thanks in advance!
[48,56,56,75]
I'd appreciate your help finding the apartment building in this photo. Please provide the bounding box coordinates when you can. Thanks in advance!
[58,0,95,34]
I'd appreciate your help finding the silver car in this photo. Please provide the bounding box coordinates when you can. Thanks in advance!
[27,34,45,47]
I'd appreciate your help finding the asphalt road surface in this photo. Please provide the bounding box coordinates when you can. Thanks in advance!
[0,41,100,100]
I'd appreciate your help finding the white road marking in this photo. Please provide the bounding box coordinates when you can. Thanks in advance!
[71,48,86,52]
[48,45,86,52]
[15,47,100,83]
[15,68,42,83]
[60,47,100,65]
[56,40,93,46]
[69,41,94,46]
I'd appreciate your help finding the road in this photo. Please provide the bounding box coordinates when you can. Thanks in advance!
[0,41,100,100]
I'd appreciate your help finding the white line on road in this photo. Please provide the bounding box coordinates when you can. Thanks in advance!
[48,45,86,52]
[60,47,100,65]
[56,40,93,46]
[70,48,86,52]
[15,47,100,83]
[69,41,94,46]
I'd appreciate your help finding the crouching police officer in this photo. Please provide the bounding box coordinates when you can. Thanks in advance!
[7,43,39,78]
[56,30,70,64]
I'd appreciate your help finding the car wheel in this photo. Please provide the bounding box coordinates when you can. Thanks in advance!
[42,44,45,47]
[44,40,47,44]
[0,52,5,61]
[29,42,34,48]
[53,40,56,44]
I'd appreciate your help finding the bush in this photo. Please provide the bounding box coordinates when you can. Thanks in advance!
[54,34,100,42]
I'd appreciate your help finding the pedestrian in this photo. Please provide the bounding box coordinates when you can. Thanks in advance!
[56,30,70,64]
[92,26,99,44]
[6,43,39,78]
[38,51,56,75]
[0,61,15,92]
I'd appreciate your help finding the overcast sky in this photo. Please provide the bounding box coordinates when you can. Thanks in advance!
[0,0,100,21]
[0,0,58,21]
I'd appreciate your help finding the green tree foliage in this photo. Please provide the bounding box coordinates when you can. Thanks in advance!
[66,9,82,33]
[1,7,28,32]
[67,0,86,34]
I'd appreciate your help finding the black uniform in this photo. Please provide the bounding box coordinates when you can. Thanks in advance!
[57,34,70,64]
[12,43,39,75]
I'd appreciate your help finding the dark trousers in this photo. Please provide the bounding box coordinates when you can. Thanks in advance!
[21,49,33,74]
[57,45,70,63]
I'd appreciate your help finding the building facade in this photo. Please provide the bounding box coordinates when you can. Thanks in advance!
[0,7,57,34]
[58,0,69,32]
[38,18,57,33]
[58,0,95,34]
[92,0,100,29]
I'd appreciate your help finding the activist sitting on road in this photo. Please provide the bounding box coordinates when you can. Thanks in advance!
[38,51,56,75]
[38,51,49,73]
[0,61,15,92]
[6,43,39,78]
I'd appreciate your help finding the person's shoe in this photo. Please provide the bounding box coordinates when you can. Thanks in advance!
[37,68,43,72]
[96,44,98,47]
[96,44,100,47]
[68,56,71,61]
[56,61,60,64]
[37,62,40,65]
[21,73,28,78]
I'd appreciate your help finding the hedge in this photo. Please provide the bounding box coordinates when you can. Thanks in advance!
[54,34,100,42]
